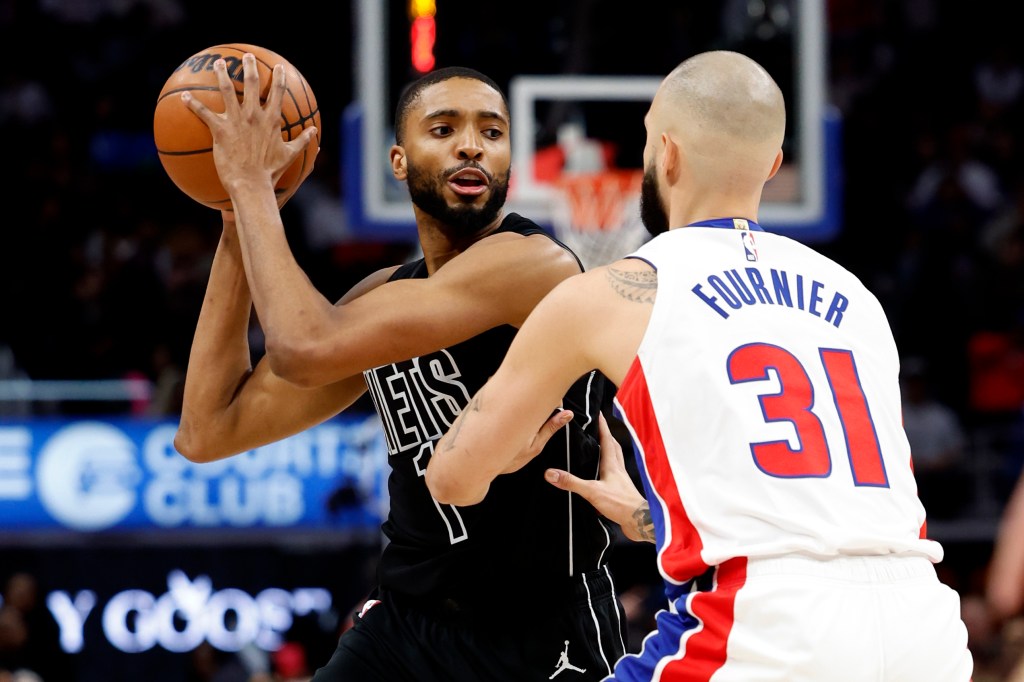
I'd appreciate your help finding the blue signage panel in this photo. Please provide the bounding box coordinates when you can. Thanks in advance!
[0,415,388,534]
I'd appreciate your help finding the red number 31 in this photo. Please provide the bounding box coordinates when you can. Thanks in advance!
[727,343,889,487]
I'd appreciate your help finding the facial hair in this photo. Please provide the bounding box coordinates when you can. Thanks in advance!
[639,161,670,237]
[406,160,510,238]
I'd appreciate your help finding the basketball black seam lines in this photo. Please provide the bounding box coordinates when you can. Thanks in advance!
[156,45,320,203]
[156,81,319,151]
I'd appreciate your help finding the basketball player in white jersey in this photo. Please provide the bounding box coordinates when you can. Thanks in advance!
[426,50,974,681]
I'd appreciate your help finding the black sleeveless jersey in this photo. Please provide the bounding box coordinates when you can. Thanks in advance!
[362,213,615,609]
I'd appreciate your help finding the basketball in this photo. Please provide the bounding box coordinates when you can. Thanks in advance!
[153,43,320,211]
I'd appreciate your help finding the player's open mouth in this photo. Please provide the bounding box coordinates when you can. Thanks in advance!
[448,168,489,196]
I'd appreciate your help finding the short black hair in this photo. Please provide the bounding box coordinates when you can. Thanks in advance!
[393,66,509,144]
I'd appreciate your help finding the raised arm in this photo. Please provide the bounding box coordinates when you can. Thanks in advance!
[182,55,582,389]
[263,232,582,386]
[173,213,380,462]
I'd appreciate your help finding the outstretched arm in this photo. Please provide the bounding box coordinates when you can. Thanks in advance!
[425,274,598,505]
[426,258,655,515]
[425,265,634,505]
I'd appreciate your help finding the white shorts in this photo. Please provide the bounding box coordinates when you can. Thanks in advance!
[608,554,973,682]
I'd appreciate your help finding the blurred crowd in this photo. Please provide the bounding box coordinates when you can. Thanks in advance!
[0,0,406,418]
[3,0,1024,679]
[0,573,67,682]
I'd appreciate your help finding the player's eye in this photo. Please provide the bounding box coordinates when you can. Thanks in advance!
[482,128,504,140]
[431,125,453,136]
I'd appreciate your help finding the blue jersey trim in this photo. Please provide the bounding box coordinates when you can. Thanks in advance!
[686,218,765,232]
[624,255,657,272]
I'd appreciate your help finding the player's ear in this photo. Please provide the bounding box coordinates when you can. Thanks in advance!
[662,133,681,183]
[390,145,408,180]
[766,149,784,181]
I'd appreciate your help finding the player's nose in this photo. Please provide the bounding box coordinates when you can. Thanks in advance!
[455,130,484,160]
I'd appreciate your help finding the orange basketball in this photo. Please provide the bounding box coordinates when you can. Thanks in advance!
[153,43,320,211]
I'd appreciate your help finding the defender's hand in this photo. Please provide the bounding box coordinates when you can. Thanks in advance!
[500,409,574,475]
[544,413,654,543]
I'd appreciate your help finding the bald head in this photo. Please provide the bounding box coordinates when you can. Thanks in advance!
[660,51,785,143]
[639,51,786,231]
[648,51,785,188]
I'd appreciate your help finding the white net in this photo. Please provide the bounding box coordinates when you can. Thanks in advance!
[549,170,652,271]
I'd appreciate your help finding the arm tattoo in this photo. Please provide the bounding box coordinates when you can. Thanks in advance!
[632,503,655,543]
[442,392,483,451]
[606,267,657,303]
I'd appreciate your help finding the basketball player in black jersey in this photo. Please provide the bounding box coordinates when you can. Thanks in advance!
[176,57,627,681]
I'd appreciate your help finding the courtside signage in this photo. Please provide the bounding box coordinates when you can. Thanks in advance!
[0,416,387,534]
[43,570,333,654]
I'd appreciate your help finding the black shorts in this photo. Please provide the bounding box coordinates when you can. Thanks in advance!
[311,566,627,682]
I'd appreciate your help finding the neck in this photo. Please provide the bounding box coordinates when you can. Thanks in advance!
[414,209,505,274]
[669,190,762,230]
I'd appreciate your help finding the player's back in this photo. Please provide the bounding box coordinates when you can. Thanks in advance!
[614,220,941,587]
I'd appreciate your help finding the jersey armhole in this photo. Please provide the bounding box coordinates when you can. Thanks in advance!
[624,255,657,272]
[541,231,586,273]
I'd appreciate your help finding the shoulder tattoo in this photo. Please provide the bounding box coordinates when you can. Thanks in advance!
[606,266,657,303]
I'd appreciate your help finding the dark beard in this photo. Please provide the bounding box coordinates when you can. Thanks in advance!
[406,161,510,238]
[639,162,670,237]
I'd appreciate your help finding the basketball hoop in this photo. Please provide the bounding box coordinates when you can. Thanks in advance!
[550,169,651,270]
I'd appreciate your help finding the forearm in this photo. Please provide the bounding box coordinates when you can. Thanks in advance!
[624,502,656,543]
[229,179,335,358]
[176,222,256,456]
[427,391,499,506]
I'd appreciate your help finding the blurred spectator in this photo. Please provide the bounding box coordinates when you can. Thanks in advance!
[975,181,1024,332]
[271,641,310,681]
[0,671,43,682]
[901,357,970,518]
[980,176,1024,259]
[186,642,249,682]
[0,73,53,127]
[907,123,1005,223]
[974,44,1024,121]
[141,343,186,416]
[0,573,72,681]
[0,345,31,417]
[289,146,352,251]
[967,321,1024,502]
[968,326,1024,420]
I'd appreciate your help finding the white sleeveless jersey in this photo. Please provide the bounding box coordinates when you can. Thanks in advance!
[613,222,942,587]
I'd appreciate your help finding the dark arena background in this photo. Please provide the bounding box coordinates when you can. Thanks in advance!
[2,0,1024,680]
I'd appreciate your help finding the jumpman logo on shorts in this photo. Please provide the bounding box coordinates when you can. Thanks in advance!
[549,640,587,678]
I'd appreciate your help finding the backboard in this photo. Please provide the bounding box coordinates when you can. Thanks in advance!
[344,0,841,243]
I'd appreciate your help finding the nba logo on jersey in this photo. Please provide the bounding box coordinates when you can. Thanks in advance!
[740,230,758,262]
